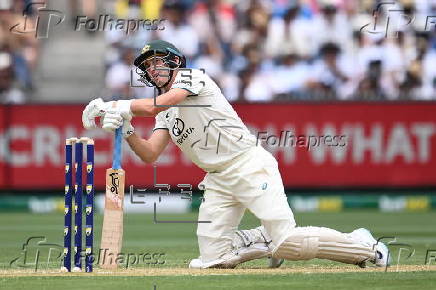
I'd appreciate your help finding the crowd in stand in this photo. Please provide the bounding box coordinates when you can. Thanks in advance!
[0,0,97,104]
[105,0,436,101]
[0,0,37,104]
[1,0,435,104]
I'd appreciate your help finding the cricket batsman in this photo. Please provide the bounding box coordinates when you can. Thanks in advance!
[82,40,390,269]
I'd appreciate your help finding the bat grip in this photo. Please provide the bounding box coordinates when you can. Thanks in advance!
[112,127,122,169]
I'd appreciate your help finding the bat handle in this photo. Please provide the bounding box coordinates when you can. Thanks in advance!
[112,127,122,169]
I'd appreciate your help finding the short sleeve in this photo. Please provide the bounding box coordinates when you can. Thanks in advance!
[152,112,168,132]
[170,69,205,96]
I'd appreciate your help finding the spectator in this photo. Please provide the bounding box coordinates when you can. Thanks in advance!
[105,48,152,99]
[307,43,354,100]
[193,41,223,80]
[416,32,436,100]
[0,51,25,104]
[0,0,38,90]
[265,5,315,59]
[99,0,436,101]
[270,53,310,100]
[358,60,387,100]
[357,35,403,99]
[190,0,236,57]
[158,2,199,61]
[311,4,352,55]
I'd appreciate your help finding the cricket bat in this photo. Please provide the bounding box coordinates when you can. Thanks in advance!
[100,127,125,269]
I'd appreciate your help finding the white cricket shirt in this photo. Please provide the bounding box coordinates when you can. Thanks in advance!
[153,68,257,172]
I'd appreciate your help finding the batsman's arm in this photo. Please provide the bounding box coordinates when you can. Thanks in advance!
[130,88,190,117]
[125,129,170,164]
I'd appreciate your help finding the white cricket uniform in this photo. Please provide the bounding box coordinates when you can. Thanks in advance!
[152,69,379,267]
[153,69,296,262]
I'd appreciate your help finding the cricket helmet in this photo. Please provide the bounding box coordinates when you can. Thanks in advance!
[134,40,186,88]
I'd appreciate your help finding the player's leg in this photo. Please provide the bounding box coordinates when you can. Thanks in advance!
[191,187,246,268]
[190,146,295,269]
[191,146,295,269]
[231,146,296,248]
[235,147,389,267]
[192,186,283,269]
[247,197,382,266]
[192,224,284,269]
[272,226,378,266]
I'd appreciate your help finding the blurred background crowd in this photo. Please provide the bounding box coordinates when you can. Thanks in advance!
[1,0,436,104]
[0,0,37,104]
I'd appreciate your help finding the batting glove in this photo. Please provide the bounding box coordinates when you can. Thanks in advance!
[82,98,113,129]
[116,100,134,121]
[82,99,133,130]
[122,121,135,139]
[102,109,135,139]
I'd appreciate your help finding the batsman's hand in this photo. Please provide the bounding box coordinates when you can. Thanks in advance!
[82,98,133,130]
[82,98,113,129]
[102,109,135,139]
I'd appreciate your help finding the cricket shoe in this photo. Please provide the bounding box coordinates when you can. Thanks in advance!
[189,257,225,269]
[189,242,278,269]
[351,228,391,268]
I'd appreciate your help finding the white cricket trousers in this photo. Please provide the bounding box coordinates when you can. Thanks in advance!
[196,146,296,262]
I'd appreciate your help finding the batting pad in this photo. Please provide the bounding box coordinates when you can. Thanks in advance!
[272,226,376,265]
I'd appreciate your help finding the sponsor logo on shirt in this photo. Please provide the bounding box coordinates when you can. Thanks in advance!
[172,118,185,136]
[171,117,195,145]
[177,127,195,145]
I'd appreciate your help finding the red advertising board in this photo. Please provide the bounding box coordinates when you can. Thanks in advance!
[0,103,436,189]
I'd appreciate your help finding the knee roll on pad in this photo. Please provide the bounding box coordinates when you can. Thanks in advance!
[272,226,375,264]
[273,229,320,260]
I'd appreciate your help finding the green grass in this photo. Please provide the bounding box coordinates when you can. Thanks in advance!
[1,210,436,289]
[3,272,436,290]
